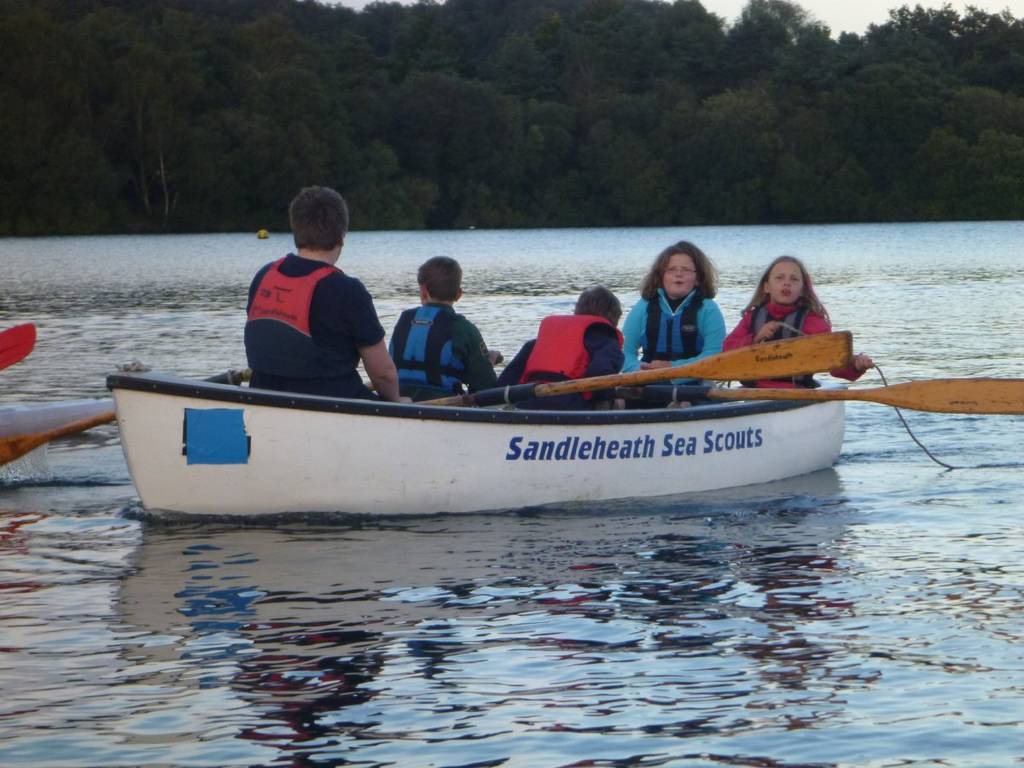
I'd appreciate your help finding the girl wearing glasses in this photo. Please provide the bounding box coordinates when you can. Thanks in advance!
[620,241,726,380]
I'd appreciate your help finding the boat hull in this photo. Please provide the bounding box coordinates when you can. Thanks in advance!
[107,374,844,517]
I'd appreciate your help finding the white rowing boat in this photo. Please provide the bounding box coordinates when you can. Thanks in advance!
[106,372,844,517]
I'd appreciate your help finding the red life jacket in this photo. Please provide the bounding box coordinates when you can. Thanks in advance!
[247,257,335,335]
[245,257,349,379]
[521,315,623,383]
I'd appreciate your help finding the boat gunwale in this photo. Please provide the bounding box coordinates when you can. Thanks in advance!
[107,373,825,426]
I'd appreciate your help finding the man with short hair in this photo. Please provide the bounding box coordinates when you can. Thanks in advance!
[245,186,402,401]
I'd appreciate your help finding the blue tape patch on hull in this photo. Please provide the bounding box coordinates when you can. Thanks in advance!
[183,408,250,465]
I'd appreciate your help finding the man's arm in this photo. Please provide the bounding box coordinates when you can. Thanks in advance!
[496,341,534,387]
[359,339,402,402]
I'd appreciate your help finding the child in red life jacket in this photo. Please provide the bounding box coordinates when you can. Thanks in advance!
[497,285,625,410]
[723,255,874,388]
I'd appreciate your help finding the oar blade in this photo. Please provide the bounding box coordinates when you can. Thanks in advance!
[0,410,116,467]
[707,378,1024,415]
[883,378,1024,414]
[674,331,852,382]
[0,324,36,370]
[533,332,852,399]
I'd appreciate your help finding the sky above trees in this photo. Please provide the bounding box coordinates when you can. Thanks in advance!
[700,0,1024,34]
[330,0,1024,35]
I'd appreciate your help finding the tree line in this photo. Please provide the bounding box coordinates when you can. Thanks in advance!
[2,0,1024,235]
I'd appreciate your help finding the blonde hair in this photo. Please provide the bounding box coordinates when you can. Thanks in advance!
[745,255,828,320]
[639,241,718,300]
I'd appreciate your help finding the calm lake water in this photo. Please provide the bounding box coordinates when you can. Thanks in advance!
[1,222,1023,767]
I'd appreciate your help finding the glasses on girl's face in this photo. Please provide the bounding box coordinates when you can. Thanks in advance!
[665,267,696,275]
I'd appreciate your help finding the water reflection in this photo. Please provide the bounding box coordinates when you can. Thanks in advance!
[113,489,869,765]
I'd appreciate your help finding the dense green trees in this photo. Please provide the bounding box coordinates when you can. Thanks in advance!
[1,0,1023,234]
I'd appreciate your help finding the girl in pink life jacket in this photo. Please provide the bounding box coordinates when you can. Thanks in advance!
[723,255,874,388]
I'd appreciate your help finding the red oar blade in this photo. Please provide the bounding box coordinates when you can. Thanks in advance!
[0,324,36,370]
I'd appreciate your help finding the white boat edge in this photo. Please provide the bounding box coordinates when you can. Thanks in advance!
[107,373,845,518]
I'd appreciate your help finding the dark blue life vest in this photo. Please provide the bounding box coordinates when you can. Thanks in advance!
[642,290,704,362]
[245,257,349,379]
[745,303,816,387]
[750,303,808,341]
[390,305,466,393]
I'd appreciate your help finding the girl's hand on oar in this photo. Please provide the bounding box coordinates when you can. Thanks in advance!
[852,354,874,372]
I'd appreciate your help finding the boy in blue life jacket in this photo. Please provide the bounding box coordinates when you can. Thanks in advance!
[497,284,625,410]
[389,256,502,401]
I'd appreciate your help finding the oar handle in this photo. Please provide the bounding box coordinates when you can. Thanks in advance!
[424,383,537,407]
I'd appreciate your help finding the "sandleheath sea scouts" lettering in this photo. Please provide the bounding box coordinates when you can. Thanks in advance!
[505,427,763,462]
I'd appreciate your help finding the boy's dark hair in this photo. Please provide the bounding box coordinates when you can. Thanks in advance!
[417,256,462,302]
[575,284,622,326]
[289,186,349,251]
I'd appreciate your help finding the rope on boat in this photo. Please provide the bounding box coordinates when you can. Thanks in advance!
[777,324,958,470]
[874,365,959,470]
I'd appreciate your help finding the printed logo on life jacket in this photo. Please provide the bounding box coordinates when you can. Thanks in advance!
[248,260,333,335]
[255,286,300,323]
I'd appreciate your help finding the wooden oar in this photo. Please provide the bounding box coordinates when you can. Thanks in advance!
[0,367,252,467]
[0,410,116,466]
[0,324,36,370]
[424,331,852,407]
[704,378,1024,415]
